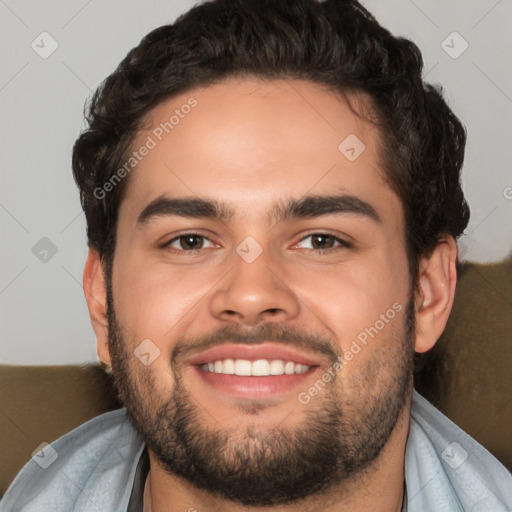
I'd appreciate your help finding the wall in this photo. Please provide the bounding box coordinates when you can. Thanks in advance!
[0,0,510,364]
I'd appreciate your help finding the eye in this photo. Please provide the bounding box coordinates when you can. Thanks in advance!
[164,233,216,252]
[295,233,351,251]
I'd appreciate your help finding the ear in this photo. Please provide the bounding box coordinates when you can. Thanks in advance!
[414,236,458,353]
[83,248,111,365]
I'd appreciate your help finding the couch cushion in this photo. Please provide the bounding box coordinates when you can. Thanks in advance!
[0,364,120,495]
[418,257,512,471]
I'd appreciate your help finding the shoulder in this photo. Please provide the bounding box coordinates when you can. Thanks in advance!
[0,409,144,512]
[405,390,512,511]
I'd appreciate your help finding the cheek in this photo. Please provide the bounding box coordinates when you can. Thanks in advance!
[112,256,219,349]
[111,262,206,391]
[287,247,410,356]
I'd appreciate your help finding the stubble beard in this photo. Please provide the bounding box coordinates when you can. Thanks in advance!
[106,285,415,507]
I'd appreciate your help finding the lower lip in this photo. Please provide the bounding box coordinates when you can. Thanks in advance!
[192,365,320,399]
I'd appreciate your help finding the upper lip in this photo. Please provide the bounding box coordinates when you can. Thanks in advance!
[185,342,323,367]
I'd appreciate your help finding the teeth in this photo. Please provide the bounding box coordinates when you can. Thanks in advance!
[251,359,270,376]
[199,359,311,376]
[234,359,252,376]
[284,361,295,375]
[221,358,234,374]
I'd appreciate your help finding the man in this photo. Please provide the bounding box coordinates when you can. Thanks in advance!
[2,0,511,511]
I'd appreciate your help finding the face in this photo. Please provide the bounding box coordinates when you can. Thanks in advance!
[106,78,415,506]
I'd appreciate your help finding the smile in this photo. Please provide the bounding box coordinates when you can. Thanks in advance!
[199,358,311,376]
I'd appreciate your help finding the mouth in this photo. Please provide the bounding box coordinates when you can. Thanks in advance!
[192,362,320,399]
[199,357,313,376]
[186,343,324,399]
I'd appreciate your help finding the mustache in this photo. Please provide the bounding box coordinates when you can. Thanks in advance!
[171,322,339,366]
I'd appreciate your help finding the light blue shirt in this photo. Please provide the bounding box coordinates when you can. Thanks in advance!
[1,391,511,511]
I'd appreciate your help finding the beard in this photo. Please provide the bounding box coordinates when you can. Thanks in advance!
[106,283,415,507]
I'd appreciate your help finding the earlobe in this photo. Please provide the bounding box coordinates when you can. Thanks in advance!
[414,237,458,353]
[83,248,111,365]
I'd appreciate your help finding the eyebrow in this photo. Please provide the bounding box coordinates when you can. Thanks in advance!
[136,194,381,226]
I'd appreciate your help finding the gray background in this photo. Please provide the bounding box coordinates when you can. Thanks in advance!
[1,0,511,365]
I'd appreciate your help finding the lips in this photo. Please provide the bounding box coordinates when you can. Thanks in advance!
[185,343,325,399]
[185,342,323,367]
[192,365,320,399]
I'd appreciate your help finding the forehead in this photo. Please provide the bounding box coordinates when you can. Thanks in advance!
[119,77,402,227]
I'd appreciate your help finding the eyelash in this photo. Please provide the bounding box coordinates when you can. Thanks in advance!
[161,232,352,254]
[296,233,352,253]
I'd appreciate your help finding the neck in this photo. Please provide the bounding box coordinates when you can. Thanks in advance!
[144,401,411,512]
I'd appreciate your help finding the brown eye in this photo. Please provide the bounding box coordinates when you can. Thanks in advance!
[296,233,351,251]
[165,233,214,251]
[178,235,204,250]
[310,234,335,249]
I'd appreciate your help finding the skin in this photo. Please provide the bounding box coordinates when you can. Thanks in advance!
[83,78,458,512]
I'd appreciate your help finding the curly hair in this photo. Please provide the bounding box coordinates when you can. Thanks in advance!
[72,0,470,290]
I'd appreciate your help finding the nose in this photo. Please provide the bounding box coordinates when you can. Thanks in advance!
[209,246,300,326]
